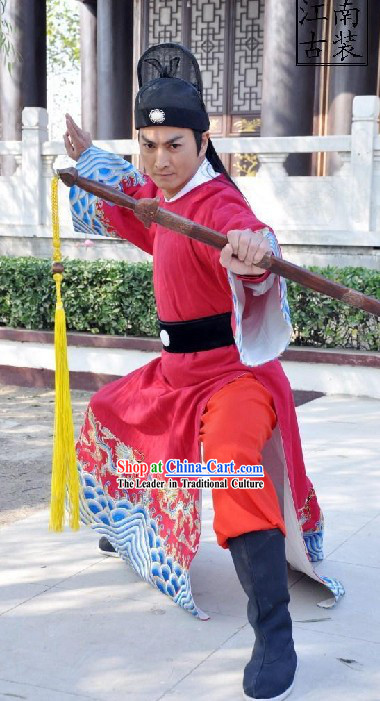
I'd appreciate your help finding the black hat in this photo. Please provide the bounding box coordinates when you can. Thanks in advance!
[135,43,210,131]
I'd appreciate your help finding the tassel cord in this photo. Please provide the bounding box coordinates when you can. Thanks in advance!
[49,177,80,532]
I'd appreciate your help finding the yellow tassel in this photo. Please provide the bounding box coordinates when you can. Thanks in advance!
[49,176,80,532]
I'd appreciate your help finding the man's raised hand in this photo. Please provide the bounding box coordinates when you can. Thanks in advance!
[219,228,272,276]
[63,114,92,161]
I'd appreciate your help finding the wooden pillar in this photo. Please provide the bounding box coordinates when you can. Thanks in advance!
[326,0,380,174]
[260,0,318,175]
[22,0,47,108]
[80,0,98,137]
[97,0,134,139]
[0,0,46,173]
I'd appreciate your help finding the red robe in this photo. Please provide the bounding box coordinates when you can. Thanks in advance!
[70,147,345,618]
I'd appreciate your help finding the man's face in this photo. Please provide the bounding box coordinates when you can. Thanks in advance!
[139,126,209,199]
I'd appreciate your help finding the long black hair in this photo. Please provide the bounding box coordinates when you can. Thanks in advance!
[192,130,242,194]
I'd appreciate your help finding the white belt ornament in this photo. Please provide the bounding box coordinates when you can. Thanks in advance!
[160,329,170,347]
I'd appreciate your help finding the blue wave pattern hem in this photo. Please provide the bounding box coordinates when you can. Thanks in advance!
[302,527,345,605]
[69,145,146,237]
[303,529,324,562]
[318,575,346,604]
[77,470,205,619]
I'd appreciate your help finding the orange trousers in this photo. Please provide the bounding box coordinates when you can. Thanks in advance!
[199,374,286,549]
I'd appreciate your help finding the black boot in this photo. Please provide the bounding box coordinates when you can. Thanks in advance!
[227,528,297,700]
[98,536,118,557]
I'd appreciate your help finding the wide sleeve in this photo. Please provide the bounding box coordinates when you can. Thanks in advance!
[69,145,156,255]
[208,198,293,367]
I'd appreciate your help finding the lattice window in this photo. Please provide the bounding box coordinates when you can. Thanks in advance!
[143,0,264,116]
[147,0,182,45]
[190,0,226,114]
[232,0,264,113]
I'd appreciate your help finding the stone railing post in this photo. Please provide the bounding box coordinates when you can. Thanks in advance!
[350,96,380,231]
[256,153,287,178]
[21,107,48,226]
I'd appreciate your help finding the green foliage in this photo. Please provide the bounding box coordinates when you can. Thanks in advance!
[0,0,80,74]
[0,258,159,337]
[0,258,379,351]
[0,0,16,71]
[287,266,380,351]
[46,0,80,74]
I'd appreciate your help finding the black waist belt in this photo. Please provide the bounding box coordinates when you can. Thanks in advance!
[158,312,235,353]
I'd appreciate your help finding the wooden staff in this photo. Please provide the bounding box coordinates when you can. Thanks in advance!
[57,167,380,317]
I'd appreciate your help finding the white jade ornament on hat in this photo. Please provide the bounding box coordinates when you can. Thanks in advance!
[149,109,166,124]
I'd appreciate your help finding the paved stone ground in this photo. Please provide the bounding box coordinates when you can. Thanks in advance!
[1,385,379,700]
[0,385,91,527]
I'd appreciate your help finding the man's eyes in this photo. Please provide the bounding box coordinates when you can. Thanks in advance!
[143,144,180,149]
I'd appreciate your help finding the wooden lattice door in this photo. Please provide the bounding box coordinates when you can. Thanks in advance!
[140,0,265,176]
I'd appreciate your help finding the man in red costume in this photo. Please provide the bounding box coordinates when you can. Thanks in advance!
[64,43,344,701]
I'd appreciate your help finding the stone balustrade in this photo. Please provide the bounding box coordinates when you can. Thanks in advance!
[0,96,379,268]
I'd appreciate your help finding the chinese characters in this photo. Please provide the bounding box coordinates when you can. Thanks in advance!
[296,0,368,66]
